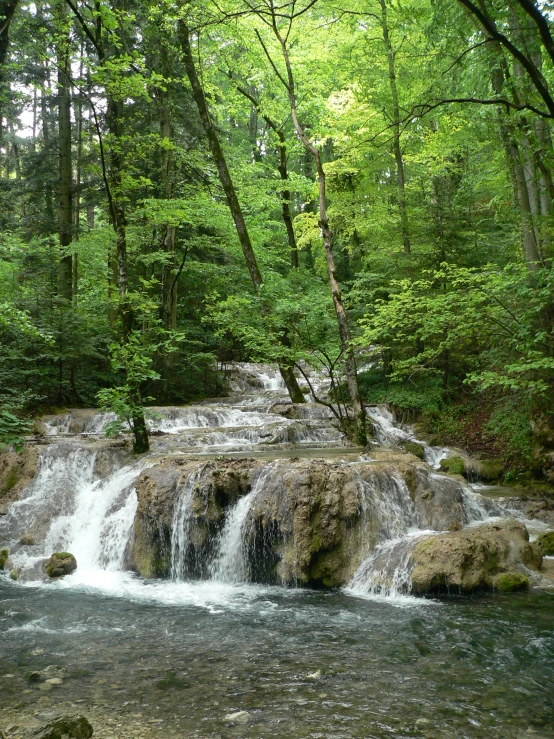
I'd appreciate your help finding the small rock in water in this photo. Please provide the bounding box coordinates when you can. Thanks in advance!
[41,665,69,680]
[38,682,54,692]
[44,552,77,578]
[32,714,93,739]
[224,711,252,724]
[44,678,63,686]
[416,718,431,726]
[1,674,15,678]
[27,671,42,682]
[306,670,322,680]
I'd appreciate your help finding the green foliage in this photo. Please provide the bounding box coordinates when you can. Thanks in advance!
[0,411,32,452]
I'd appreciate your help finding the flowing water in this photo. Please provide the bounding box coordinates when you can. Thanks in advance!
[1,363,553,738]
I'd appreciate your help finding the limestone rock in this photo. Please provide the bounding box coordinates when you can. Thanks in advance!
[411,520,542,594]
[31,714,93,739]
[44,552,77,578]
[130,452,481,587]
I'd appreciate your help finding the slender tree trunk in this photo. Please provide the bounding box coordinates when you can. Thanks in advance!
[158,48,178,334]
[179,22,306,404]
[56,2,73,303]
[269,29,367,444]
[379,0,410,254]
[179,24,262,288]
[276,129,299,268]
[490,66,542,269]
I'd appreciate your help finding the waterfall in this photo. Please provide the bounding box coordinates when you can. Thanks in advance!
[356,469,421,543]
[209,466,274,583]
[366,405,450,469]
[170,466,207,580]
[346,532,432,599]
[45,461,145,572]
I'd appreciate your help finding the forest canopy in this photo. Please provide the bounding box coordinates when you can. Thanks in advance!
[1,0,554,471]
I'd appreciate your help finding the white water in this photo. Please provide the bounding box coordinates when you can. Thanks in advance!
[346,531,436,602]
[366,405,450,469]
[210,465,275,583]
[170,465,208,580]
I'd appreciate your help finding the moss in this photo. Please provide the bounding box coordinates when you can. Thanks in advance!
[0,548,8,569]
[493,572,529,592]
[536,531,554,556]
[9,569,18,581]
[439,456,466,476]
[19,533,35,546]
[402,442,425,459]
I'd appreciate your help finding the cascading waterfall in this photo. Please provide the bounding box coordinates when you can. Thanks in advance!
[2,362,519,601]
[366,405,450,469]
[346,532,433,599]
[170,466,207,580]
[209,465,274,583]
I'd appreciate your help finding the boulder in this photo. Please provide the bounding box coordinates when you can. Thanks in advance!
[536,531,554,555]
[411,520,542,594]
[31,715,93,739]
[44,552,77,578]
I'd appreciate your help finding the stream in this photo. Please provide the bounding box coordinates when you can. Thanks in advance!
[1,363,553,739]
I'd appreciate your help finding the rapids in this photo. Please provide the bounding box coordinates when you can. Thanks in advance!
[1,363,553,738]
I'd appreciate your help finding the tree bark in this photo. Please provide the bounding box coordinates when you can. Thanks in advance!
[265,26,367,444]
[179,23,262,289]
[56,1,73,302]
[179,23,306,404]
[379,0,410,255]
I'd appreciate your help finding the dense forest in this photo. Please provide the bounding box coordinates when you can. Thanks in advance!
[2,0,554,476]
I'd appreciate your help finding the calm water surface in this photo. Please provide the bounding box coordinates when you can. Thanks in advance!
[1,577,553,739]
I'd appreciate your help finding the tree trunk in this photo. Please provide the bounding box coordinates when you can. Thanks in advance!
[56,2,73,303]
[379,0,410,254]
[158,49,178,335]
[179,23,262,289]
[271,30,367,444]
[179,22,306,404]
[276,129,299,268]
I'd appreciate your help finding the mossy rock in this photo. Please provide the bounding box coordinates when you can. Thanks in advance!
[20,533,35,546]
[478,460,504,483]
[32,714,93,739]
[0,548,8,569]
[402,442,425,459]
[44,552,77,578]
[10,569,19,581]
[536,531,554,556]
[493,572,529,592]
[439,456,465,476]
